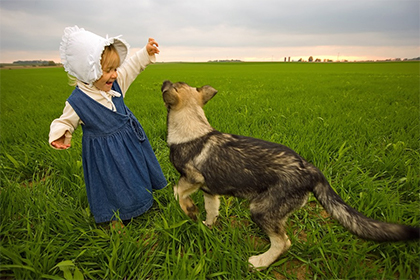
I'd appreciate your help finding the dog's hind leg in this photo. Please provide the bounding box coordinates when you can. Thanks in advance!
[247,196,302,270]
[174,176,201,221]
[248,222,291,270]
[203,193,220,227]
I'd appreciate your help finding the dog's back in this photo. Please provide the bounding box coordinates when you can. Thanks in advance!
[171,130,319,199]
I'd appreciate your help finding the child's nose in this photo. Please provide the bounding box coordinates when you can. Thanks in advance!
[111,70,118,79]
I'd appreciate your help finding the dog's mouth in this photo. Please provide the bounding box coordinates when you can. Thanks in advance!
[161,80,173,93]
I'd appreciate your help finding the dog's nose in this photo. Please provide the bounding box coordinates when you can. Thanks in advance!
[161,80,172,92]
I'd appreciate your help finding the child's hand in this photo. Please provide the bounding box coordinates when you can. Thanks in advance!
[51,134,71,150]
[146,38,160,56]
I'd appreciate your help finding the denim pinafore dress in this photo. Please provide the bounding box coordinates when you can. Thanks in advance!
[67,82,167,223]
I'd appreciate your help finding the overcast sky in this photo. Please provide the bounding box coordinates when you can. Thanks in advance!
[1,0,419,63]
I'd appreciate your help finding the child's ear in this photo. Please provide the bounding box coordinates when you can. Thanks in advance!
[198,85,218,105]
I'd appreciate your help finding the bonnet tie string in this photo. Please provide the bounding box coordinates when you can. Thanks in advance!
[99,90,120,112]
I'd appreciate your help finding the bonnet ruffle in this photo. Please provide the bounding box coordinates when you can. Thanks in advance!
[59,26,130,85]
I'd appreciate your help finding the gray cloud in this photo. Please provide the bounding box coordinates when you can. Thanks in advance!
[1,0,418,62]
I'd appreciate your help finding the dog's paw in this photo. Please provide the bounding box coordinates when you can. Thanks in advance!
[248,255,268,271]
[203,215,218,227]
[202,220,215,228]
[202,221,210,227]
[248,238,291,271]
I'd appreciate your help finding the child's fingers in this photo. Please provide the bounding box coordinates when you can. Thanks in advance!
[146,38,160,55]
[150,46,160,54]
[148,38,159,47]
[51,141,71,150]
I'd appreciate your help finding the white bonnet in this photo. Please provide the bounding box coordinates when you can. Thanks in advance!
[59,26,130,84]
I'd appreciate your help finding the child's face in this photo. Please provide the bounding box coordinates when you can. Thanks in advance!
[93,51,119,92]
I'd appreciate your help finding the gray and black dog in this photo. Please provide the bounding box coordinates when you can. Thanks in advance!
[161,80,419,270]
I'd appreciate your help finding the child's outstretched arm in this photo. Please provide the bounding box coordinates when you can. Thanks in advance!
[49,101,80,150]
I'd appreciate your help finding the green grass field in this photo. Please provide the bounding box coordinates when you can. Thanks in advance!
[1,62,419,279]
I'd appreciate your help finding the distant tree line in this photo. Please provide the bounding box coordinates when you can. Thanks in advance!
[13,60,56,66]
[208,59,242,63]
[295,56,420,63]
[296,56,333,62]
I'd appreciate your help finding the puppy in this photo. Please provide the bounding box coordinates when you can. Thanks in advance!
[161,80,419,270]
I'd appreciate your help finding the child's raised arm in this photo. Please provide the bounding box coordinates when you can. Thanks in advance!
[116,38,160,95]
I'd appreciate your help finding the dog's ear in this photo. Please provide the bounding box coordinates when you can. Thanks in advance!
[198,85,218,105]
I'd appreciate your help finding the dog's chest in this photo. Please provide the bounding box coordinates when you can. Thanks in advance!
[168,131,219,172]
[169,141,204,171]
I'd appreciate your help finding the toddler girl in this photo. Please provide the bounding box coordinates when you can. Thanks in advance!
[49,26,167,224]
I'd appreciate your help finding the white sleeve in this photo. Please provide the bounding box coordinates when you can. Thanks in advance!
[117,46,156,96]
[49,101,80,148]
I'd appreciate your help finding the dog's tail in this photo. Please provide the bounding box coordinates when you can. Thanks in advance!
[312,177,420,241]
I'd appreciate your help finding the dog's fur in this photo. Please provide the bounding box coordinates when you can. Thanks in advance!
[161,80,420,270]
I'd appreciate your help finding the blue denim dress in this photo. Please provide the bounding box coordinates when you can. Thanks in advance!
[67,82,167,223]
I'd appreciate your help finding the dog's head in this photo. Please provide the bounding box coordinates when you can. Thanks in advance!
[161,80,218,110]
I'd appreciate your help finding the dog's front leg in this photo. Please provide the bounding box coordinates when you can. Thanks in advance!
[174,176,201,221]
[203,193,220,227]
